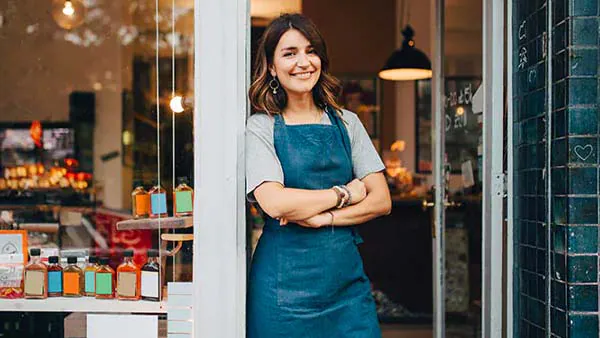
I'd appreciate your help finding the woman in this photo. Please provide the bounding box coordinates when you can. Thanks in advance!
[246,13,391,337]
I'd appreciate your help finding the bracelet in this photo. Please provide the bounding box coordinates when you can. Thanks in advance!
[331,186,343,208]
[332,186,348,208]
[327,211,335,227]
[339,185,352,206]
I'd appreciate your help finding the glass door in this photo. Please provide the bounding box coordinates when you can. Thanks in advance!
[428,0,495,336]
[429,0,505,337]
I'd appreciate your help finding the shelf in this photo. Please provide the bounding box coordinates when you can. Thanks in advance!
[0,297,167,313]
[116,216,193,231]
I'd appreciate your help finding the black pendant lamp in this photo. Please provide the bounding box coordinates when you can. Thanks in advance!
[379,25,432,81]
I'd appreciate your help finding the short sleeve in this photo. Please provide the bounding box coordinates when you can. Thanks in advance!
[245,114,284,200]
[343,110,385,179]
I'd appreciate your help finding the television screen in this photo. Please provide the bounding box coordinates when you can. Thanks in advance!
[0,124,75,169]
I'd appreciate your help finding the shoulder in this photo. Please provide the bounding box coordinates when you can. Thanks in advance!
[247,113,275,131]
[338,109,362,130]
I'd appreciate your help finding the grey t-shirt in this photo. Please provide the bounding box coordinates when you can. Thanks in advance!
[245,109,385,198]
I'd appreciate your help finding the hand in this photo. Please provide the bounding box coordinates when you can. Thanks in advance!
[345,179,366,205]
[296,212,332,228]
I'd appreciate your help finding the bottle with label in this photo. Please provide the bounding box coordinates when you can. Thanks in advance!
[117,249,140,301]
[148,181,168,218]
[47,256,63,297]
[24,248,47,299]
[141,249,161,301]
[173,177,194,217]
[84,256,98,297]
[63,256,84,297]
[131,181,150,219]
[95,257,115,299]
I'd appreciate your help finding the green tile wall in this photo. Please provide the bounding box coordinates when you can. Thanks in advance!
[514,0,600,337]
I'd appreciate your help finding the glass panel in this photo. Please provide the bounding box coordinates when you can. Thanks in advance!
[0,0,194,335]
[443,0,483,336]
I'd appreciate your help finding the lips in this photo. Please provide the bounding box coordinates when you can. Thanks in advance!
[291,71,314,79]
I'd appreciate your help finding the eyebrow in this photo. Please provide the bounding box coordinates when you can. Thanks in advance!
[280,45,314,52]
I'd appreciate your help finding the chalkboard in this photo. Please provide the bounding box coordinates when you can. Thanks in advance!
[415,77,482,175]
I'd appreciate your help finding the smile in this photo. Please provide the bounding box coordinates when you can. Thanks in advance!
[291,71,314,79]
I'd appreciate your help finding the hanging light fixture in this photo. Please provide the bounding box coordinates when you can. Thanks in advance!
[379,25,432,81]
[51,0,86,30]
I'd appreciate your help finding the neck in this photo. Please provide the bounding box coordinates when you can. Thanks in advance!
[284,92,319,116]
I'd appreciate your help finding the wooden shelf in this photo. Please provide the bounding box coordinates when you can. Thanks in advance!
[0,297,166,313]
[116,217,193,231]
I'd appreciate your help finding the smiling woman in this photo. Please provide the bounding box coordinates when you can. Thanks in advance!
[246,13,391,338]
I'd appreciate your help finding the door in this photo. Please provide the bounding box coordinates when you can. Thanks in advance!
[429,0,504,337]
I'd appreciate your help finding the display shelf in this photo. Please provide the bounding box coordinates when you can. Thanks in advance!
[0,297,167,313]
[116,216,193,231]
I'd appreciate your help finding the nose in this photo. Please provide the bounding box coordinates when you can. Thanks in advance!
[296,52,310,67]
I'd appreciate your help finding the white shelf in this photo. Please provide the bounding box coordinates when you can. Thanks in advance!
[0,297,167,313]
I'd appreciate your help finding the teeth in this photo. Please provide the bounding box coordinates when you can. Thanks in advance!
[293,72,312,79]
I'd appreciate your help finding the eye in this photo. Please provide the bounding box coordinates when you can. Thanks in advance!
[283,52,295,57]
[307,49,316,54]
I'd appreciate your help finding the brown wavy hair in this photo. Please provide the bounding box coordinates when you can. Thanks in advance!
[248,14,342,115]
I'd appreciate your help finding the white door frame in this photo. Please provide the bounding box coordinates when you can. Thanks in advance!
[193,0,249,337]
[481,0,505,337]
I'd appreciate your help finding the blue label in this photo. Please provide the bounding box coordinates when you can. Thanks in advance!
[85,271,95,293]
[48,271,63,293]
[151,193,167,214]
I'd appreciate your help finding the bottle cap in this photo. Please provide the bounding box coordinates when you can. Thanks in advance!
[99,257,109,265]
[48,256,59,264]
[67,256,77,264]
[88,256,97,264]
[147,249,159,258]
[123,249,134,257]
[30,248,41,256]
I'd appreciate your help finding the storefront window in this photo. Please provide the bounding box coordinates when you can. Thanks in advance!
[0,0,194,336]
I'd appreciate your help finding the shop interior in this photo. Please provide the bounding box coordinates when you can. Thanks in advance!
[0,0,483,337]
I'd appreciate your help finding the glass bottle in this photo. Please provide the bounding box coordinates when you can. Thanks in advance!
[141,249,161,301]
[24,248,47,299]
[95,257,115,299]
[63,256,84,297]
[131,181,150,219]
[47,256,63,297]
[148,181,168,218]
[117,249,140,301]
[173,177,194,217]
[84,256,98,297]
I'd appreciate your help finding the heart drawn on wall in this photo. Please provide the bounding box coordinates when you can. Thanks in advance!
[574,144,593,161]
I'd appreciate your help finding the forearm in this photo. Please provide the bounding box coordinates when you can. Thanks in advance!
[329,189,391,226]
[257,186,338,221]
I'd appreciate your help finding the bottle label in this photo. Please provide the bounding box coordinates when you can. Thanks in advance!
[135,194,150,215]
[48,271,63,293]
[96,273,113,295]
[151,193,167,215]
[141,270,159,298]
[175,191,193,213]
[117,272,137,297]
[85,271,95,293]
[24,270,45,296]
[63,272,80,294]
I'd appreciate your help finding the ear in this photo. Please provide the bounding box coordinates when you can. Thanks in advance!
[269,66,277,78]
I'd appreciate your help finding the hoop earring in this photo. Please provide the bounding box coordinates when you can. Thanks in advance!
[269,78,280,95]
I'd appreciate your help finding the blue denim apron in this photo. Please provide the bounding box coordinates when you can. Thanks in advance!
[248,107,381,338]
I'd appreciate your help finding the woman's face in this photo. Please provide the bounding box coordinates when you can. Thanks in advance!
[270,29,322,97]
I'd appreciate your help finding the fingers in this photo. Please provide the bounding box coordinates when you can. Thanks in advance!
[279,217,288,226]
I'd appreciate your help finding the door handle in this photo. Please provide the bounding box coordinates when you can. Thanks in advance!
[421,199,462,211]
